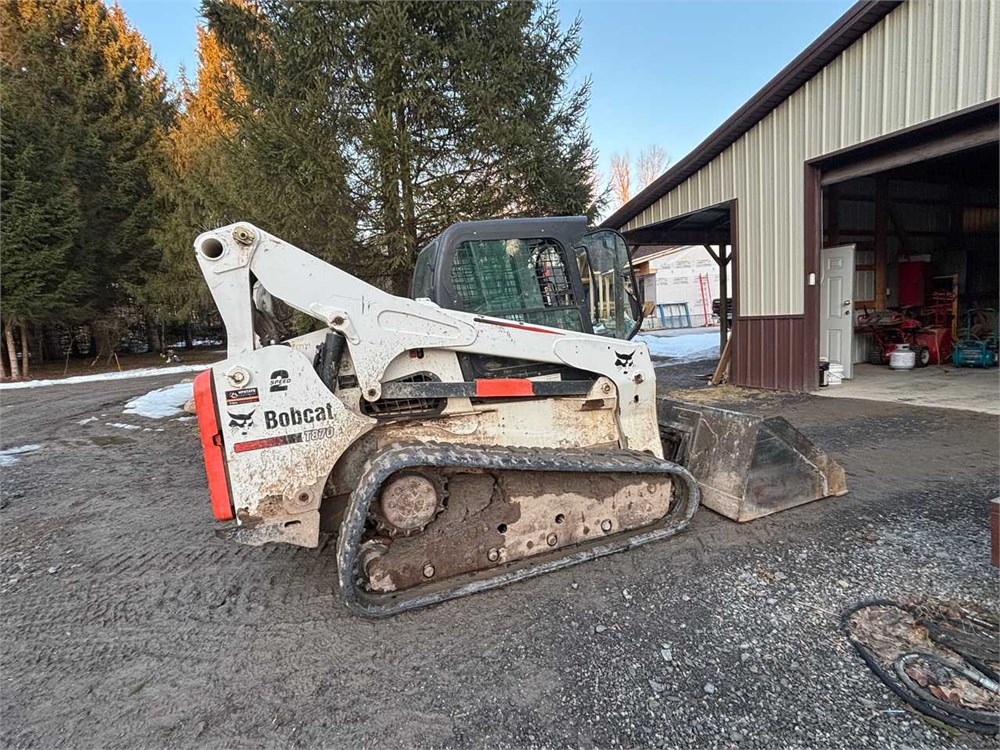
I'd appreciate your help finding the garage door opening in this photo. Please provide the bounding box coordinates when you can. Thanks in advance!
[816,138,999,414]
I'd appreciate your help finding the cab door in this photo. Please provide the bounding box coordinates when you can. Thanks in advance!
[577,229,642,339]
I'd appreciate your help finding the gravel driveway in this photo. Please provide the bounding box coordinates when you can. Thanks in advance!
[1,372,996,748]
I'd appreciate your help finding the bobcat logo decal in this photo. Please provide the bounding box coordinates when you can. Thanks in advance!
[614,351,635,372]
[228,410,255,435]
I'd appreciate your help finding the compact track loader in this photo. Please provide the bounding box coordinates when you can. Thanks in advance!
[192,218,844,617]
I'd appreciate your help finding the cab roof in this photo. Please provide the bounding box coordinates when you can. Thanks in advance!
[425,216,589,253]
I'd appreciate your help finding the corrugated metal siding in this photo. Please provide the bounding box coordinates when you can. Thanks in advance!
[731,317,807,389]
[625,0,999,316]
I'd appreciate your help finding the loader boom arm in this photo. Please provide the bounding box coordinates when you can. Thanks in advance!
[195,223,661,453]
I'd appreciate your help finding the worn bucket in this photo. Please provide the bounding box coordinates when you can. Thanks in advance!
[657,398,848,522]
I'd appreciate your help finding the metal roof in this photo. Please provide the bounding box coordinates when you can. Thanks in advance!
[623,203,731,247]
[601,0,903,230]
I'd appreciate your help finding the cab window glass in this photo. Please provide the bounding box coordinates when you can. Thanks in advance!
[450,238,584,332]
[411,241,436,299]
[579,230,639,339]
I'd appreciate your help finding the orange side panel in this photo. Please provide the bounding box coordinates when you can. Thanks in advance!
[474,379,535,398]
[193,370,234,521]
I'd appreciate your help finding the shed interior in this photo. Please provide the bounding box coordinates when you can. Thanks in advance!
[820,140,999,408]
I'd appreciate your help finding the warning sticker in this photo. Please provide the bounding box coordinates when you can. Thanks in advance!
[225,387,260,405]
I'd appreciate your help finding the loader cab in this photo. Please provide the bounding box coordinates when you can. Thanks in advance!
[411,217,642,340]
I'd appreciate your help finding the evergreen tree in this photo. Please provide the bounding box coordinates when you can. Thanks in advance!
[0,0,174,365]
[203,0,364,276]
[1,0,87,376]
[202,0,600,293]
[144,25,244,336]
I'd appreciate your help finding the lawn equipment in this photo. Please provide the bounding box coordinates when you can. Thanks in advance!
[952,309,999,368]
[856,308,930,367]
[191,219,846,616]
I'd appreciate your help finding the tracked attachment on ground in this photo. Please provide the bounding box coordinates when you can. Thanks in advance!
[337,442,699,617]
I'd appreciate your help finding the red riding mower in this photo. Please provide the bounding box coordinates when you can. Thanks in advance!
[856,308,931,367]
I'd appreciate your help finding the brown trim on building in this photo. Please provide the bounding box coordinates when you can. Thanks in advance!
[807,98,999,168]
[729,199,741,379]
[730,316,808,391]
[802,164,823,392]
[820,116,999,185]
[731,198,740,323]
[602,0,903,230]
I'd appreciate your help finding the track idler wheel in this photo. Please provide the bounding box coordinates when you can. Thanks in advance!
[371,471,446,537]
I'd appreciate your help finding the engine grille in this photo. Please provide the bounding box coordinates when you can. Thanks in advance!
[361,373,446,420]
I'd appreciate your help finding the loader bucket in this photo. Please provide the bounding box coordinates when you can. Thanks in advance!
[657,398,847,522]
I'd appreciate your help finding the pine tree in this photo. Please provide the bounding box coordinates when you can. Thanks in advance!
[203,0,363,276]
[0,0,175,364]
[144,25,244,336]
[1,0,86,376]
[202,0,600,293]
[79,2,174,357]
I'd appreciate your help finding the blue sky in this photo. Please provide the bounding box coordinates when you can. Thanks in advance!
[118,0,850,186]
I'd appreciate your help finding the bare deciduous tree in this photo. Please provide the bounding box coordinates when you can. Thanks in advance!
[636,145,668,189]
[609,151,631,207]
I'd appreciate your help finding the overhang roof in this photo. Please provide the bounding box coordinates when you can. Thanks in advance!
[602,0,903,231]
[623,203,731,247]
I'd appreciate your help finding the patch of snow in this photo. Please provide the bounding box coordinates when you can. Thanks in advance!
[167,337,224,348]
[0,364,209,390]
[0,444,41,467]
[635,332,720,363]
[123,382,194,419]
[105,422,142,431]
[77,417,99,425]
[174,416,196,422]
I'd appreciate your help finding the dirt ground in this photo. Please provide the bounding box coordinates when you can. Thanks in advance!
[1,367,997,749]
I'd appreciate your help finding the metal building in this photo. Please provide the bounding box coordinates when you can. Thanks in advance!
[605,0,999,391]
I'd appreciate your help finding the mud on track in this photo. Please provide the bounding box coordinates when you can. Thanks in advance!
[1,373,997,748]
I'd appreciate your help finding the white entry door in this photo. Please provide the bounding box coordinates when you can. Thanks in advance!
[820,244,855,380]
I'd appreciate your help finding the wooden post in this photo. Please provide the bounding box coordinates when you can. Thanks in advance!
[703,243,730,352]
[711,335,733,385]
[719,245,729,353]
[874,175,889,310]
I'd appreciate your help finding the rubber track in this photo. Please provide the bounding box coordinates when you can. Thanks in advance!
[336,442,700,618]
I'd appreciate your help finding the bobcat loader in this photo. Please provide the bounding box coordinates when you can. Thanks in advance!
[192,218,844,617]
